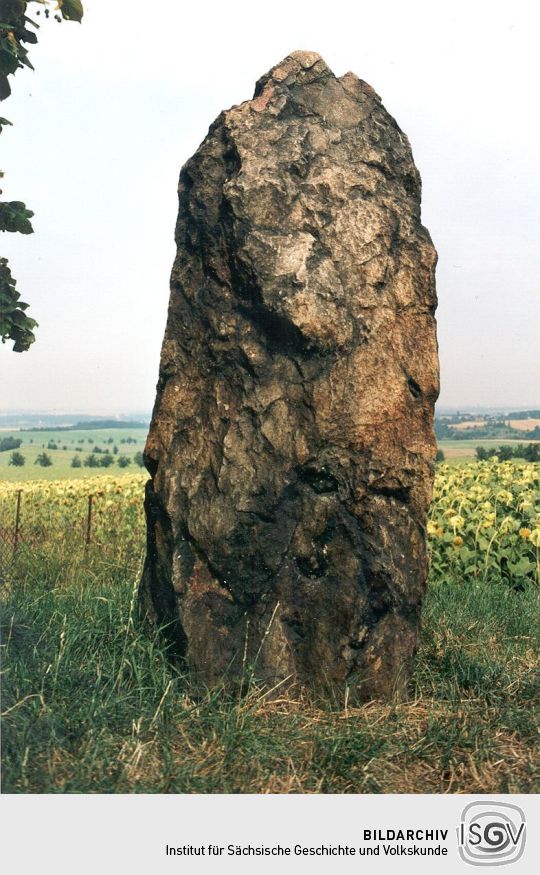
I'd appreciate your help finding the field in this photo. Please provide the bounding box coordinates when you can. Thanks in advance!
[448,419,540,433]
[507,419,540,431]
[0,428,148,482]
[1,461,539,793]
[453,420,486,430]
[438,438,538,461]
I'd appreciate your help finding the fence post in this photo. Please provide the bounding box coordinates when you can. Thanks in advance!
[85,494,93,549]
[13,490,22,557]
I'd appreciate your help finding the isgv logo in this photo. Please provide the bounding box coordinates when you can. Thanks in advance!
[458,801,526,866]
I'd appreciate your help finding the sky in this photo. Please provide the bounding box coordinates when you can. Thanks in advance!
[1,0,539,413]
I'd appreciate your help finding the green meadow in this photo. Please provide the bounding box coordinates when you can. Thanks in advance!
[0,428,148,482]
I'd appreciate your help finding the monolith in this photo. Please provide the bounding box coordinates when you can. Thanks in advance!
[141,51,439,701]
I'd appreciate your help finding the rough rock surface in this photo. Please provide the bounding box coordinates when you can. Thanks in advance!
[140,51,439,701]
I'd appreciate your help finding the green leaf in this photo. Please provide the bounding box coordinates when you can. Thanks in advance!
[15,41,34,70]
[59,0,84,23]
[0,1,26,18]
[0,257,37,351]
[0,45,20,76]
[12,331,36,352]
[508,558,536,576]
[0,115,12,131]
[0,200,34,233]
[19,28,38,45]
[0,6,25,28]
[0,73,11,100]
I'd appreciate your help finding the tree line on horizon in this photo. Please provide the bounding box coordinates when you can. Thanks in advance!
[475,443,539,463]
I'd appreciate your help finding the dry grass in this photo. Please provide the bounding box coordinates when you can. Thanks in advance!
[12,692,536,795]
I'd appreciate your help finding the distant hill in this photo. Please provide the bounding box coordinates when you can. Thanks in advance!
[435,411,540,442]
[506,409,540,420]
[22,419,149,432]
[0,411,151,430]
[436,405,539,416]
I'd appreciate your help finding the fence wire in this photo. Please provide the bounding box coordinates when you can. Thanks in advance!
[0,488,146,583]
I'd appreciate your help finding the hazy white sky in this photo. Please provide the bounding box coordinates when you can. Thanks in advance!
[1,0,539,412]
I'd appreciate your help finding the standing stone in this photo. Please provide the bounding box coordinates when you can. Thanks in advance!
[141,51,439,702]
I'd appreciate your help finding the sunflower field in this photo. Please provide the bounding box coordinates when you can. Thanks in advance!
[429,460,539,590]
[1,462,539,587]
[0,473,148,571]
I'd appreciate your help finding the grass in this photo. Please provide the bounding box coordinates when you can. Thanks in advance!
[0,427,147,482]
[1,548,538,793]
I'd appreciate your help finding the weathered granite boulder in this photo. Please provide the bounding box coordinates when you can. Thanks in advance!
[140,51,439,701]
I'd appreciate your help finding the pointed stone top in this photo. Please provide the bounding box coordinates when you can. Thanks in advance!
[253,50,330,98]
[247,51,380,125]
[285,49,324,68]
